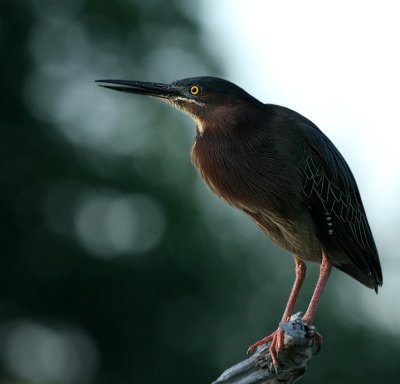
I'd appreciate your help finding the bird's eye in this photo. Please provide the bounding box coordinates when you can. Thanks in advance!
[189,85,200,95]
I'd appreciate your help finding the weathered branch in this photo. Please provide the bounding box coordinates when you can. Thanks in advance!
[212,313,317,384]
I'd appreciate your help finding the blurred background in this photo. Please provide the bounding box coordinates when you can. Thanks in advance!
[1,0,399,383]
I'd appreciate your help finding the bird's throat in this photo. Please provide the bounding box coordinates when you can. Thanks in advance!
[163,97,207,134]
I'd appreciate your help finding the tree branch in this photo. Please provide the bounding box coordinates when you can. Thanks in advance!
[212,313,317,384]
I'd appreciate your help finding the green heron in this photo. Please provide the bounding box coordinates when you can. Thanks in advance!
[96,76,382,366]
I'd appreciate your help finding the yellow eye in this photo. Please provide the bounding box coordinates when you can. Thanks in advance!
[190,85,200,95]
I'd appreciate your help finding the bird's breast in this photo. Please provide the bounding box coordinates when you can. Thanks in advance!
[191,132,284,213]
[190,131,318,258]
[192,136,248,208]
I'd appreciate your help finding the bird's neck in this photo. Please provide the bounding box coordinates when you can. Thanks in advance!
[192,101,265,137]
[190,108,273,208]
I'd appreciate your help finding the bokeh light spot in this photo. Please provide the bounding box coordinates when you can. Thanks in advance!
[0,320,99,384]
[75,192,166,258]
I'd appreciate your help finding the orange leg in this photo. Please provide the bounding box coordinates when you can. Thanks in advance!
[302,250,332,324]
[247,256,307,366]
[302,250,332,353]
[247,250,332,367]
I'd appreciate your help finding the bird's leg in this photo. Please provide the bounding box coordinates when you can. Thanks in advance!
[302,250,332,324]
[280,257,307,323]
[247,256,306,366]
[302,249,332,350]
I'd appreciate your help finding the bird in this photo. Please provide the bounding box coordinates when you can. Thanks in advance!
[96,76,382,366]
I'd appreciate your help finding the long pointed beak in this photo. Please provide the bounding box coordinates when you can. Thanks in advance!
[95,79,180,98]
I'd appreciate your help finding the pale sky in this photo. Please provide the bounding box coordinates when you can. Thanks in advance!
[200,0,400,332]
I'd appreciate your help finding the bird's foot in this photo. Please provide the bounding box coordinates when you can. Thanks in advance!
[247,326,285,368]
[313,331,323,354]
[302,317,323,354]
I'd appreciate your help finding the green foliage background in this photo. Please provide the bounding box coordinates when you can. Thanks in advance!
[0,1,398,383]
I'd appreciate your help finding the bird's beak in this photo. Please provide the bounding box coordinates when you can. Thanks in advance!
[95,79,180,99]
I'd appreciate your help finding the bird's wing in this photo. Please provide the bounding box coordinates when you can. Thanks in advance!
[298,120,382,290]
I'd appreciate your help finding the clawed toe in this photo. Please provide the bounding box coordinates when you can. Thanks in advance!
[312,331,323,354]
[247,326,286,367]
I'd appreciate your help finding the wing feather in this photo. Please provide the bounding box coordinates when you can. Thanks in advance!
[298,121,382,290]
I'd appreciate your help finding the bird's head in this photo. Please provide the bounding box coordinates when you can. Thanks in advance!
[96,76,263,134]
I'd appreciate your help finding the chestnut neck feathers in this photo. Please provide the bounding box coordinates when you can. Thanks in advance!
[191,105,301,219]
